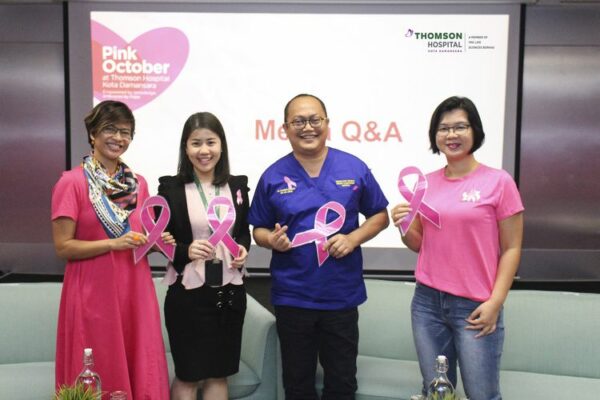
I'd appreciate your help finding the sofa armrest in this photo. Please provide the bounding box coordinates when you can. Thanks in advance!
[240,294,276,379]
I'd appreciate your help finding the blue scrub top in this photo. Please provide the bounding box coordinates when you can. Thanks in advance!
[249,147,388,310]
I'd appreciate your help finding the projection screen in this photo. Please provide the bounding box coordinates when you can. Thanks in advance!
[68,2,522,272]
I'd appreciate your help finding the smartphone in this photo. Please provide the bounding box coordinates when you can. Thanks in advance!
[205,258,223,287]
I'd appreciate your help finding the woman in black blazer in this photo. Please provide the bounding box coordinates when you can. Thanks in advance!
[158,112,250,400]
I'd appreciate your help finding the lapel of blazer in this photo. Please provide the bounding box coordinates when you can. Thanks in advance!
[228,177,242,236]
[172,179,194,244]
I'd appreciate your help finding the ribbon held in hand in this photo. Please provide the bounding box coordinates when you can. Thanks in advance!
[397,166,441,235]
[134,195,175,264]
[207,196,241,257]
[291,201,346,267]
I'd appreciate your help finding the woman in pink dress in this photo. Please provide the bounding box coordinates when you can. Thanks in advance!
[51,100,170,399]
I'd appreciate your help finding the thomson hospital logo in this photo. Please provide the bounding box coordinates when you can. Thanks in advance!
[405,28,465,52]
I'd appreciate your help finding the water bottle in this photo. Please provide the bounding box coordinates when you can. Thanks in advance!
[76,348,102,399]
[426,355,455,400]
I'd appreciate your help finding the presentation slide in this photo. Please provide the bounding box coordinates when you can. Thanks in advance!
[88,10,513,254]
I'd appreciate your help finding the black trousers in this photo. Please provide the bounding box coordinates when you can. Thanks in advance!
[275,305,359,400]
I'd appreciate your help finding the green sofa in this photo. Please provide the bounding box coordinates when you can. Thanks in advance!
[315,279,600,400]
[0,279,277,400]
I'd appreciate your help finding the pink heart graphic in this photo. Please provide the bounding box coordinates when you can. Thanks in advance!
[91,20,189,110]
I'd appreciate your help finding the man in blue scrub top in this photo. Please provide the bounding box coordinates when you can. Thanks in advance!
[249,94,389,400]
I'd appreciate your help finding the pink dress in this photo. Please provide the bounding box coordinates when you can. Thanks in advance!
[51,166,169,400]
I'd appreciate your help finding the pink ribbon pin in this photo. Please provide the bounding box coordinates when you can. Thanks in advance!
[291,201,346,267]
[236,189,243,205]
[134,195,175,263]
[207,196,241,257]
[397,166,441,235]
[284,176,297,190]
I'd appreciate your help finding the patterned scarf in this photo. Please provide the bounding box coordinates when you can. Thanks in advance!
[82,155,138,238]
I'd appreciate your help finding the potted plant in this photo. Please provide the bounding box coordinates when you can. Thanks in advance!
[53,383,102,400]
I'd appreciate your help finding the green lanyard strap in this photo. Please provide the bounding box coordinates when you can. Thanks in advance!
[193,174,220,219]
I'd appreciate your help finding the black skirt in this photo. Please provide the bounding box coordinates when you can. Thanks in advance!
[164,280,246,382]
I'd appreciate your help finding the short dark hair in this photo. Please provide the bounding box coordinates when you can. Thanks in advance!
[177,112,230,186]
[84,100,135,148]
[284,93,328,122]
[428,96,485,154]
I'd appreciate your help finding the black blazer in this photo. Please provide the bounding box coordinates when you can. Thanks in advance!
[157,175,251,274]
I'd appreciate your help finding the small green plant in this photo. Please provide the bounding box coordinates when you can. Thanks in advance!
[53,383,101,400]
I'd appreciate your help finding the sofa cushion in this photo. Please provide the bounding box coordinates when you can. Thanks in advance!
[0,283,60,363]
[310,280,600,400]
[502,290,600,378]
[0,361,55,400]
[354,356,423,400]
[500,369,600,400]
[359,281,418,362]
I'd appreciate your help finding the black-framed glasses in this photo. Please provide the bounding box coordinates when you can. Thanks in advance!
[102,124,133,141]
[437,124,470,136]
[287,117,327,130]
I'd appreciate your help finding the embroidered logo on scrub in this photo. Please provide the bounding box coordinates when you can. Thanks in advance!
[335,179,356,188]
[462,189,481,202]
[278,176,297,195]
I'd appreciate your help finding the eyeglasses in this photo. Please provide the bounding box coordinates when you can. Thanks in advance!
[286,117,327,130]
[437,124,470,136]
[102,125,133,141]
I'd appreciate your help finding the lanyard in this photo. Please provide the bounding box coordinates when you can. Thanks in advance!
[193,174,220,219]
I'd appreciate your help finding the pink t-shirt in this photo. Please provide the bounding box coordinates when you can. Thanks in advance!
[415,164,524,301]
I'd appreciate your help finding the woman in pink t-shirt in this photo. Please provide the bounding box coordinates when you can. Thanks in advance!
[390,96,524,400]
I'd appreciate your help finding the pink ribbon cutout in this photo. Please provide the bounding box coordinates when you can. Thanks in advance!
[207,196,241,257]
[134,195,175,263]
[397,166,441,235]
[291,201,346,267]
